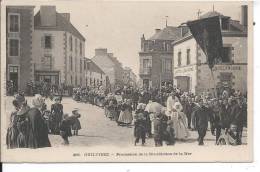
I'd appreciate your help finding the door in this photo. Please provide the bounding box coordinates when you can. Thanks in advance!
[9,66,19,92]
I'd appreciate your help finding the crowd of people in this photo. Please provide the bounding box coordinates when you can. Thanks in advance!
[6,93,82,149]
[72,84,247,146]
[6,83,247,149]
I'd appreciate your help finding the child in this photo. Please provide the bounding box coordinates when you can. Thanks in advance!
[165,120,175,145]
[59,113,71,145]
[134,103,146,146]
[71,109,81,136]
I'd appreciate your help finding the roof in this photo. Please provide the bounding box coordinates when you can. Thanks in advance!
[34,11,85,41]
[173,11,246,45]
[85,58,105,74]
[199,11,230,19]
[148,26,184,41]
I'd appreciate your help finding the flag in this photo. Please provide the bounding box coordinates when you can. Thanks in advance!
[187,16,223,69]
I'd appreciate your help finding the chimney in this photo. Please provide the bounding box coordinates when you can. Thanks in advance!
[155,29,161,33]
[40,6,57,26]
[241,5,248,29]
[60,13,70,21]
[95,48,107,56]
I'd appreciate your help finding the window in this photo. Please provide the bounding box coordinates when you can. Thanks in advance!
[186,49,190,65]
[9,14,20,32]
[70,56,73,71]
[162,59,172,73]
[80,59,82,73]
[80,42,82,55]
[178,51,182,66]
[143,59,152,68]
[221,18,229,30]
[71,76,73,85]
[9,39,19,57]
[221,47,232,63]
[9,66,18,73]
[44,35,52,49]
[69,36,73,51]
[75,39,78,54]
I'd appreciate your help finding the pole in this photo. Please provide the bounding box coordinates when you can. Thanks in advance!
[210,68,218,98]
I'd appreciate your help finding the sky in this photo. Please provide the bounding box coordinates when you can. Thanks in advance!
[5,0,248,76]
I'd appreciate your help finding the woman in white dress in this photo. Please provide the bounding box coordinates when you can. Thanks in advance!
[166,92,182,118]
[171,102,190,140]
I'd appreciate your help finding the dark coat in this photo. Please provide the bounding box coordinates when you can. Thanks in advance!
[153,118,163,139]
[230,104,244,127]
[219,104,232,129]
[193,106,210,130]
[26,108,51,148]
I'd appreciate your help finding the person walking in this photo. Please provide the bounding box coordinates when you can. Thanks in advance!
[134,103,146,146]
[193,98,210,145]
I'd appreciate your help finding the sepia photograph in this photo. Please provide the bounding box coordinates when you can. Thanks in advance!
[0,0,253,162]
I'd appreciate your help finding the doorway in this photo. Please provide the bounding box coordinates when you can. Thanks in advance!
[9,66,19,92]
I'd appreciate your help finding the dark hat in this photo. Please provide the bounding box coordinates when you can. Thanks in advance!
[13,94,25,104]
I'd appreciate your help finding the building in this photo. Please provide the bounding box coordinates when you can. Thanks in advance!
[92,48,124,89]
[6,6,35,93]
[84,58,106,88]
[139,26,188,89]
[173,7,248,95]
[123,67,137,87]
[32,6,86,87]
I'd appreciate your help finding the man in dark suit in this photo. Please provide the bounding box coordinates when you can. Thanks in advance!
[193,98,210,145]
[230,98,245,145]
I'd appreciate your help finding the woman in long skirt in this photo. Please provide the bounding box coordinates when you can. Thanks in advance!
[171,102,190,140]
[118,99,133,126]
[6,94,24,149]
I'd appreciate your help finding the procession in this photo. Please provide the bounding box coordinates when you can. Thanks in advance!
[4,3,249,151]
[5,83,247,149]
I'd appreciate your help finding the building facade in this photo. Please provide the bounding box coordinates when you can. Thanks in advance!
[32,6,86,87]
[123,67,137,87]
[173,9,248,95]
[92,48,124,90]
[84,58,106,88]
[139,26,188,89]
[6,6,35,93]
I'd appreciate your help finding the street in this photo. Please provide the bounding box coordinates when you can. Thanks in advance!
[4,96,247,148]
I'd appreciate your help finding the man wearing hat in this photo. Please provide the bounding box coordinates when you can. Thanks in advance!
[193,98,211,145]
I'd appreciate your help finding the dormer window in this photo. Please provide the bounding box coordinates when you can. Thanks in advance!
[221,18,229,30]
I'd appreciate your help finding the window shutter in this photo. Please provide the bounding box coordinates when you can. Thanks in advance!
[41,36,45,48]
[51,36,55,49]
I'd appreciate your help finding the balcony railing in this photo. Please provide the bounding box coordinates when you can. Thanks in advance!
[139,67,152,75]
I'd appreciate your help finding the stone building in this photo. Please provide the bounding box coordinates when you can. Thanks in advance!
[92,48,124,90]
[6,6,35,93]
[173,8,248,95]
[139,26,188,89]
[32,6,86,87]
